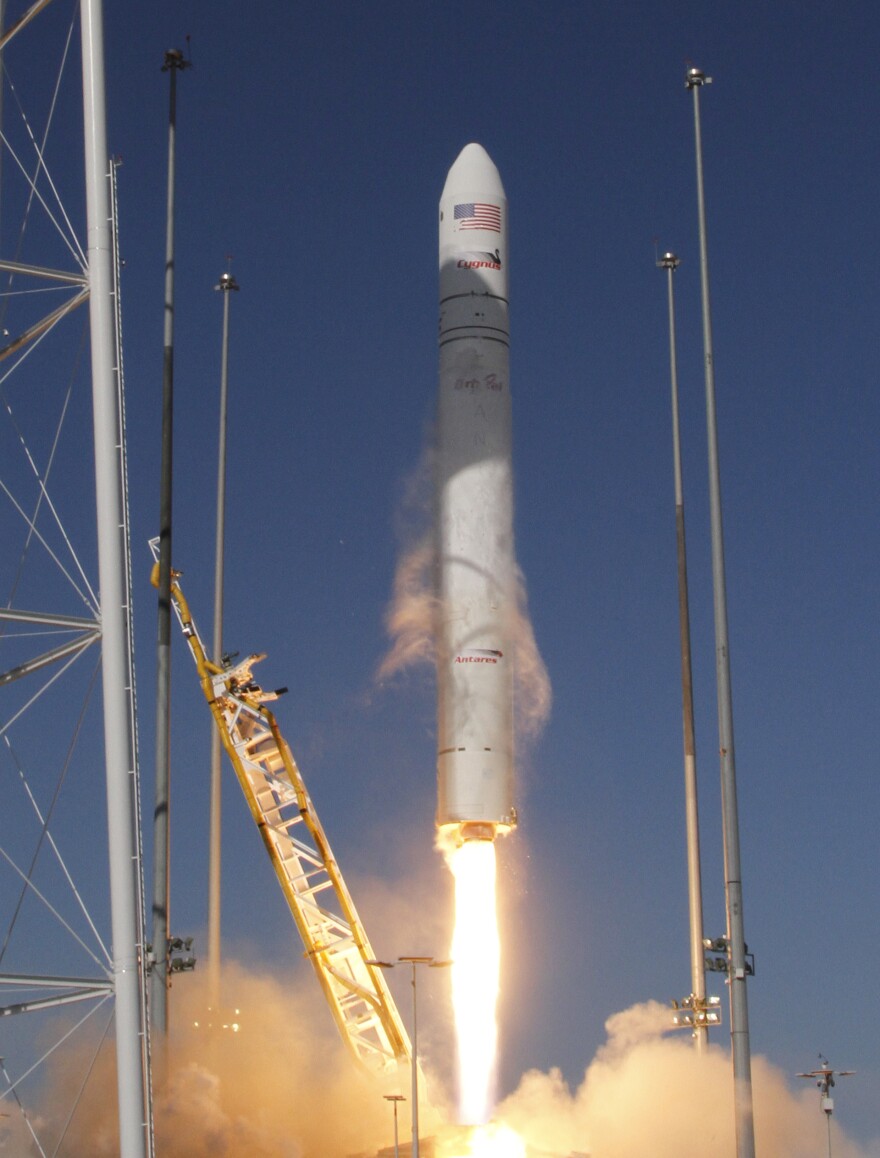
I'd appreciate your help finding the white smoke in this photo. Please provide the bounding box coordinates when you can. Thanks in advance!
[495,1001,873,1158]
[1,962,388,1157]
[2,979,874,1157]
[376,527,437,681]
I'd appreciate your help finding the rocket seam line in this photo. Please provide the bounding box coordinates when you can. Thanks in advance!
[440,331,509,342]
[440,321,509,335]
[438,747,496,754]
[439,336,509,348]
[440,292,509,306]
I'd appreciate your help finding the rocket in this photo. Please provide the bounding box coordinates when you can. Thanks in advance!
[436,143,515,846]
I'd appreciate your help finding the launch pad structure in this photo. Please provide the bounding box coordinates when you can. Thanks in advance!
[153,550,413,1083]
[0,0,152,1153]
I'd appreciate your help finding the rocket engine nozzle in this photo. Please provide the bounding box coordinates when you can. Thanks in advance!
[458,822,497,843]
[440,817,517,848]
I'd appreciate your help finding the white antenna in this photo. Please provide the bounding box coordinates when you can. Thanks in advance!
[797,1055,856,1158]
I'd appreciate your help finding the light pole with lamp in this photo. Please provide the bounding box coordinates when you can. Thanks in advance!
[383,1094,406,1158]
[367,956,451,1158]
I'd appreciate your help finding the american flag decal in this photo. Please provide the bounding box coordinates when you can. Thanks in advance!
[454,202,502,232]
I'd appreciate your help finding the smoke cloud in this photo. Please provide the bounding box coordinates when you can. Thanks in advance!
[2,985,875,1156]
[1,962,391,1157]
[494,1001,875,1158]
[376,527,437,682]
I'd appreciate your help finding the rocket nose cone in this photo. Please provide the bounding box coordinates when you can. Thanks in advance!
[441,142,505,200]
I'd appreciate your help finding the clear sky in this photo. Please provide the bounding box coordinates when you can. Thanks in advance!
[1,1,877,1153]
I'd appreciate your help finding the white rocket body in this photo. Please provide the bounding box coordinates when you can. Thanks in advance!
[436,143,515,844]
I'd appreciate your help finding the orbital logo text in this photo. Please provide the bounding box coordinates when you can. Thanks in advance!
[456,249,502,271]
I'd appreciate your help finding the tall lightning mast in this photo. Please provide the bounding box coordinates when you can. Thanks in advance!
[207,268,239,1013]
[658,251,709,1051]
[686,66,756,1156]
[151,46,189,1035]
[82,0,153,1149]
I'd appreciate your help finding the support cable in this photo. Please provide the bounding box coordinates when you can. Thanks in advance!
[0,661,111,969]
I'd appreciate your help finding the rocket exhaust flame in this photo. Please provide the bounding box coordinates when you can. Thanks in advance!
[448,839,500,1125]
[439,1121,528,1158]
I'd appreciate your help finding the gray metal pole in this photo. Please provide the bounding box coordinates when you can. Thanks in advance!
[395,956,449,1156]
[151,47,188,1035]
[686,67,756,1155]
[384,1095,404,1158]
[409,961,420,1158]
[207,270,239,1012]
[659,251,708,1052]
[80,1,151,1152]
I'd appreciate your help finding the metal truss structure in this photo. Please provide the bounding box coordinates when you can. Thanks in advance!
[154,550,412,1080]
[0,2,151,1153]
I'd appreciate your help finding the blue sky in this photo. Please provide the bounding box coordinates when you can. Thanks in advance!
[1,0,878,1151]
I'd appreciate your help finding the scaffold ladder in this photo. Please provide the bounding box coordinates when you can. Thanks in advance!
[150,554,411,1078]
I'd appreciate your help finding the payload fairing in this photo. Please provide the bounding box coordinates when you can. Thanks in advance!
[436,144,515,845]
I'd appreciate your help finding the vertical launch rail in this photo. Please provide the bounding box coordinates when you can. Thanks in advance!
[151,558,411,1078]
